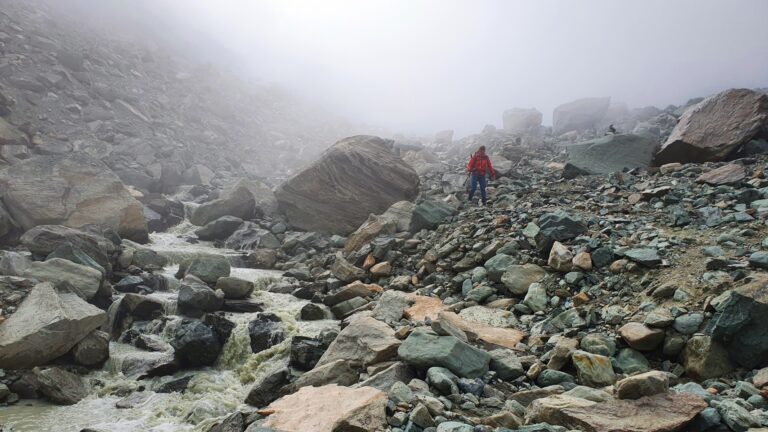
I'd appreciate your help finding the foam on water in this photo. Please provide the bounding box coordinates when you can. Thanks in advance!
[1,232,339,432]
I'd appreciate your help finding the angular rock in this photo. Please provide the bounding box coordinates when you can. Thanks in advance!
[619,322,664,351]
[503,108,543,132]
[189,179,266,226]
[23,258,102,300]
[695,163,746,186]
[179,255,231,284]
[398,328,491,378]
[170,319,222,367]
[248,313,285,353]
[1,154,148,242]
[71,330,110,368]
[330,252,365,283]
[194,216,244,241]
[215,276,254,300]
[656,88,768,164]
[616,371,669,400]
[316,316,400,367]
[35,367,87,405]
[548,241,573,272]
[571,350,615,388]
[275,135,419,235]
[410,200,457,232]
[565,134,657,174]
[683,335,734,380]
[526,393,706,432]
[501,264,547,295]
[0,282,106,369]
[245,368,288,407]
[263,384,388,432]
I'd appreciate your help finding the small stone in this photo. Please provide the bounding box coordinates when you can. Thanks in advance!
[548,241,573,272]
[619,322,664,351]
[572,252,592,271]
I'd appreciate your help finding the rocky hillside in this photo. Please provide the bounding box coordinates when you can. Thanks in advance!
[0,0,366,186]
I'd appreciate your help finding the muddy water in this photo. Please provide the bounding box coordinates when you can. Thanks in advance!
[1,228,338,432]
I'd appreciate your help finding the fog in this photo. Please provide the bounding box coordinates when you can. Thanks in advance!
[66,0,768,136]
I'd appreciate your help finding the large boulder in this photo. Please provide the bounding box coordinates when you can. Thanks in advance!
[23,258,103,300]
[565,134,658,175]
[170,319,222,367]
[275,136,420,235]
[262,384,388,432]
[705,276,768,369]
[316,316,400,367]
[526,393,706,432]
[194,216,244,241]
[190,179,276,226]
[0,153,148,242]
[655,88,768,164]
[178,255,231,284]
[0,282,107,369]
[553,97,611,136]
[398,328,491,378]
[35,367,87,405]
[410,200,457,232]
[19,225,116,272]
[502,108,543,132]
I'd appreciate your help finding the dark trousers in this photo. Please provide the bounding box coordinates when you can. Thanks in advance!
[468,173,487,204]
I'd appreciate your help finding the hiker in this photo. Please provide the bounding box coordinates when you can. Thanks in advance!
[467,145,496,205]
[607,124,617,135]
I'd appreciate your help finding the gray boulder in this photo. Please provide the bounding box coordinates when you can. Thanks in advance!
[656,88,768,164]
[0,282,106,369]
[194,216,244,241]
[275,135,420,235]
[178,255,231,284]
[503,108,543,132]
[316,316,400,367]
[225,222,281,250]
[170,319,222,367]
[410,200,457,232]
[24,258,103,300]
[20,225,116,273]
[177,278,225,318]
[565,134,658,175]
[215,277,255,300]
[553,97,611,135]
[71,330,110,368]
[398,329,491,378]
[190,179,275,226]
[0,153,148,242]
[35,367,87,405]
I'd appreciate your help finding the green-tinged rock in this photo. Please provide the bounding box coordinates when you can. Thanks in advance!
[501,264,547,295]
[398,329,490,378]
[571,350,616,388]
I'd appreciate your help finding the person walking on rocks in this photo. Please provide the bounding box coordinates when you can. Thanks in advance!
[467,145,496,206]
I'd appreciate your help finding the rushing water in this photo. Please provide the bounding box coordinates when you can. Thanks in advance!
[1,227,339,432]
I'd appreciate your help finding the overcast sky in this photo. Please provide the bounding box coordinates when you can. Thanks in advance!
[139,1,768,135]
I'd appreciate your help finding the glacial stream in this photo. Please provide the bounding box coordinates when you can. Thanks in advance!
[1,224,339,432]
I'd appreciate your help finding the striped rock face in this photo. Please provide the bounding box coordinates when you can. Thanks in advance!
[275,135,420,235]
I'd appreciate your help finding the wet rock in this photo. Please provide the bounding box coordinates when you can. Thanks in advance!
[35,367,87,405]
[170,319,222,367]
[262,384,387,431]
[245,368,288,407]
[215,276,255,300]
[614,348,651,375]
[71,329,110,368]
[316,316,399,367]
[275,135,419,235]
[656,88,768,164]
[179,255,231,284]
[2,153,148,242]
[23,258,102,300]
[177,278,225,318]
[106,293,164,339]
[207,411,244,432]
[398,328,490,378]
[0,282,106,369]
[194,216,244,241]
[615,370,669,400]
[286,359,359,392]
[225,222,281,250]
[189,180,263,226]
[712,399,761,432]
[248,313,285,354]
[156,375,193,394]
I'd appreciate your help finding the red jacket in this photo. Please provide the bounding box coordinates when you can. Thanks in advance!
[468,152,496,177]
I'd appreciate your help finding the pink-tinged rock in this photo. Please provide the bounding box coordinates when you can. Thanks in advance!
[572,251,593,271]
[526,393,707,432]
[619,322,664,351]
[263,384,388,432]
[548,241,573,272]
[695,163,746,186]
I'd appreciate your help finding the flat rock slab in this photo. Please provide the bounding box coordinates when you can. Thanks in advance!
[527,393,707,432]
[438,311,525,350]
[263,384,387,432]
[695,163,746,185]
[404,294,447,321]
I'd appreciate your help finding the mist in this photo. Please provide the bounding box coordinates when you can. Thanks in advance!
[31,0,768,136]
